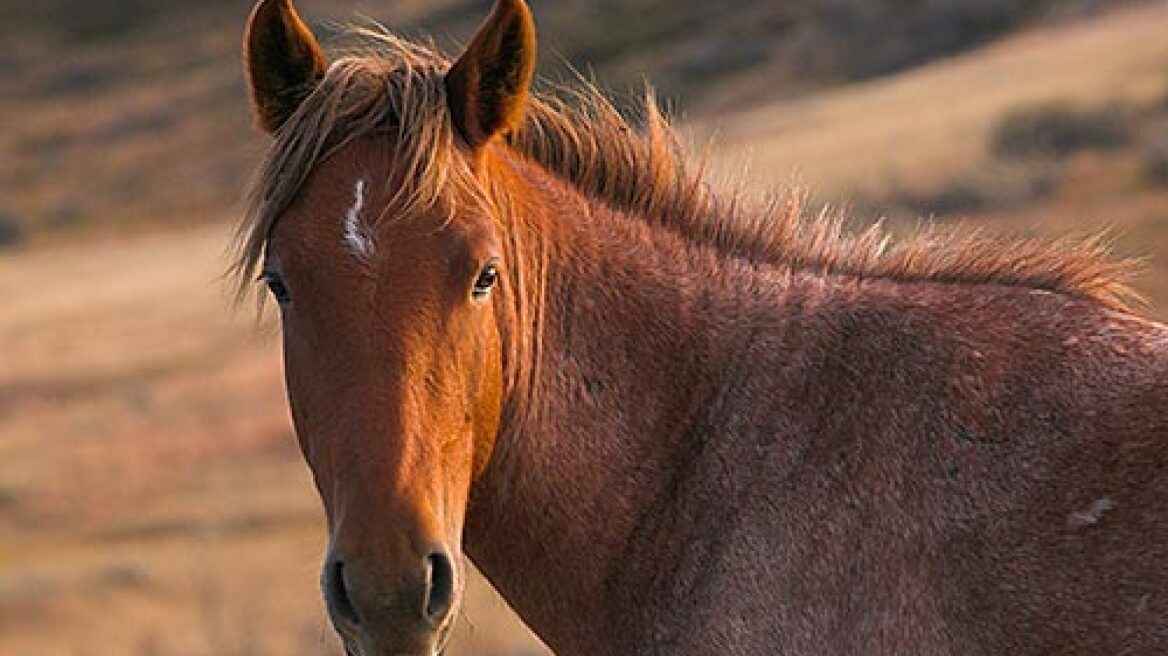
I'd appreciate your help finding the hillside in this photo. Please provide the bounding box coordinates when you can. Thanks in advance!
[704,0,1168,310]
[0,0,1150,246]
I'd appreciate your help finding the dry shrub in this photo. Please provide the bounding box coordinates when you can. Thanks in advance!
[0,212,25,249]
[878,161,1062,219]
[991,102,1131,160]
[1142,133,1168,187]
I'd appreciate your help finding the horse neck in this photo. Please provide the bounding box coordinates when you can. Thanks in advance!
[464,154,800,652]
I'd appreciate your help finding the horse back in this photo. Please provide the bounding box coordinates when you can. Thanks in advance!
[941,296,1168,655]
[637,284,1168,655]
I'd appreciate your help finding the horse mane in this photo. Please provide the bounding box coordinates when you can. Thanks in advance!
[233,28,1140,309]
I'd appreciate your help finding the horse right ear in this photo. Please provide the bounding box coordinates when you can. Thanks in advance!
[244,0,328,133]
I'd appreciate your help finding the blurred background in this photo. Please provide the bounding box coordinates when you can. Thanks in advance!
[2,0,1166,654]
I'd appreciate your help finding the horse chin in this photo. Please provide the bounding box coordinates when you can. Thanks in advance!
[338,612,458,656]
[340,638,437,656]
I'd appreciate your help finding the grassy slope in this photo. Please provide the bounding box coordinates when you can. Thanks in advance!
[701,0,1168,312]
[0,0,1144,245]
[704,1,1168,195]
[2,2,1168,656]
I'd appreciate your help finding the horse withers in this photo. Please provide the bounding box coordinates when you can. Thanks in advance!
[237,0,1168,653]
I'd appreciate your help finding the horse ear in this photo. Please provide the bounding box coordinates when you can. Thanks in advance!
[244,0,328,133]
[445,0,537,149]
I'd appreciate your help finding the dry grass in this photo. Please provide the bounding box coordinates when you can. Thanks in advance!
[701,2,1168,196]
[1,0,1152,247]
[698,1,1168,316]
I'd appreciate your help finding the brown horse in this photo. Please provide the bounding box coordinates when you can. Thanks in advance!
[236,0,1168,654]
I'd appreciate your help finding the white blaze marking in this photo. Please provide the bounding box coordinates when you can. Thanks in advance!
[342,178,374,259]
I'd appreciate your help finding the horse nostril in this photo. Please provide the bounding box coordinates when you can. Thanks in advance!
[326,558,361,626]
[424,550,455,625]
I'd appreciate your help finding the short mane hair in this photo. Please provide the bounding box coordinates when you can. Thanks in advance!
[233,28,1139,309]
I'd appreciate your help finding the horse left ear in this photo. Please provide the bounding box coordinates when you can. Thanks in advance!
[244,0,328,133]
[445,0,537,149]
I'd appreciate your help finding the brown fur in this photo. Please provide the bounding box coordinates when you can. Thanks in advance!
[238,2,1167,655]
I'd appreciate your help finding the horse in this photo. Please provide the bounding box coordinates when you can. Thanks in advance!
[235,0,1168,654]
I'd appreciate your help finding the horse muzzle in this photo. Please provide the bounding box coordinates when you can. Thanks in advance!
[322,546,459,656]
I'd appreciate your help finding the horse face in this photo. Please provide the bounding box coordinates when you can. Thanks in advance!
[245,1,535,652]
[263,136,505,653]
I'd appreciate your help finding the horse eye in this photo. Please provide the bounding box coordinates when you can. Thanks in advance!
[471,261,499,300]
[262,272,292,305]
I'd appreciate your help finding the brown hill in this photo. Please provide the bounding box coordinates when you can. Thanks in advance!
[0,0,1148,246]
